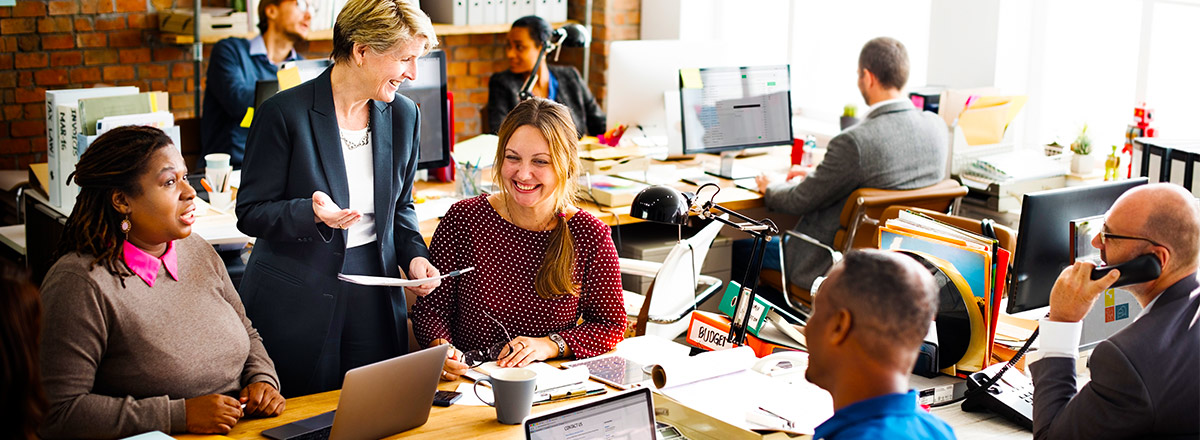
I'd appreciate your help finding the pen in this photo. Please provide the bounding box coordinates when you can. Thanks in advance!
[199,178,214,193]
[443,267,474,278]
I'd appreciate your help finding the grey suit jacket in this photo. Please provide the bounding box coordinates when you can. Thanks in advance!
[1030,274,1200,440]
[764,100,947,289]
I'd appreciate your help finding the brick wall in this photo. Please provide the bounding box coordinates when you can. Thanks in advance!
[0,0,639,170]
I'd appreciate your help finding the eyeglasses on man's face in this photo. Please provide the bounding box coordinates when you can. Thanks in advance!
[292,0,318,14]
[1098,230,1163,248]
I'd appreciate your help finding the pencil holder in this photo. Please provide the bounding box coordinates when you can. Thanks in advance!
[455,163,483,197]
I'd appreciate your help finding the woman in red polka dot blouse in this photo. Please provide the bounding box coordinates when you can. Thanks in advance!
[412,98,626,380]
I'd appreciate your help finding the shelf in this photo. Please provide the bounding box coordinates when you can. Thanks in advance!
[161,21,568,45]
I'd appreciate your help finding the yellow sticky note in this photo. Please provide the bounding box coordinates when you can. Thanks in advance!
[277,66,301,91]
[240,107,254,128]
[680,68,703,89]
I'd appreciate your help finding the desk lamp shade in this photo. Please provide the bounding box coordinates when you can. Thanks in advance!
[630,185,693,225]
[556,23,591,48]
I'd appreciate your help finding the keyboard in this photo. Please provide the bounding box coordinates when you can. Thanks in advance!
[288,426,331,440]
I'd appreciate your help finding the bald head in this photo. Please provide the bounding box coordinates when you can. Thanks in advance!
[821,250,939,359]
[1111,183,1200,270]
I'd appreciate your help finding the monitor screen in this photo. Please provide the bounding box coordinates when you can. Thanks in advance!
[1007,178,1148,314]
[678,65,793,155]
[396,50,451,170]
[525,388,655,440]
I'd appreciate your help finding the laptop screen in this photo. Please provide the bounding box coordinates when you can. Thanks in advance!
[525,388,655,440]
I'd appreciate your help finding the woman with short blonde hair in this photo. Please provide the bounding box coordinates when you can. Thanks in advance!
[413,99,626,381]
[238,0,442,397]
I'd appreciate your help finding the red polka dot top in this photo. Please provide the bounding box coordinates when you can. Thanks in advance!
[412,195,626,359]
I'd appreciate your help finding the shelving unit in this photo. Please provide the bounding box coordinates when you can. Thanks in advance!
[161,21,569,44]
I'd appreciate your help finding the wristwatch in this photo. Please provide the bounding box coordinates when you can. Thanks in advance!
[548,333,567,358]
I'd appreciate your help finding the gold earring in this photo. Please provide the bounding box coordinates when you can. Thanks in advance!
[120,215,131,234]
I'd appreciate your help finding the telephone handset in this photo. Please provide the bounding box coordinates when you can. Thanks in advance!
[1090,254,1162,288]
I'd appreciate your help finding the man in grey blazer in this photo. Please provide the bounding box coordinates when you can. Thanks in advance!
[1030,183,1200,439]
[749,37,948,292]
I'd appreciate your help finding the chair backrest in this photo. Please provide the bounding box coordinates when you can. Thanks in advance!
[644,216,725,317]
[834,179,968,252]
[879,206,1016,254]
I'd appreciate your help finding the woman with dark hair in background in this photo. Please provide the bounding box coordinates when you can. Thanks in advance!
[1,262,46,440]
[486,15,606,137]
[413,98,625,381]
[39,125,282,438]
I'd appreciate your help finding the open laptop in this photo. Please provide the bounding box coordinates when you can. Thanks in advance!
[263,344,449,440]
[526,387,676,440]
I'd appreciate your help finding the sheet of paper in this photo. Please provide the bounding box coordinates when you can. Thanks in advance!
[454,383,491,406]
[651,346,756,389]
[414,196,459,222]
[337,267,473,287]
[658,370,833,435]
[452,134,499,169]
[474,361,590,392]
[680,68,703,89]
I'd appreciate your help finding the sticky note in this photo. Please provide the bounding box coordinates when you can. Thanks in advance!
[277,66,302,91]
[240,107,254,128]
[680,68,703,89]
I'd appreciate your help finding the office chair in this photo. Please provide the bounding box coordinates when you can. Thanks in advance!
[621,216,726,339]
[760,179,969,313]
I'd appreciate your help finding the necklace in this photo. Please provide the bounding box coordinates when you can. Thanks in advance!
[340,122,370,150]
[503,196,556,231]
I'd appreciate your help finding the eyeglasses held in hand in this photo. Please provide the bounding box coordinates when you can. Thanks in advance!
[462,309,513,368]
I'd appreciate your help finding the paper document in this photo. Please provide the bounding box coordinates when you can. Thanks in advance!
[451,134,499,169]
[475,361,590,393]
[337,267,473,287]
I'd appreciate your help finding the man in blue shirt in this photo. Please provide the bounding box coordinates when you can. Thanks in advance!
[805,250,956,440]
[201,0,311,168]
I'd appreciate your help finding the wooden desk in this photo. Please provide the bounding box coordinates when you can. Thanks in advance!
[178,375,620,440]
[180,378,1032,440]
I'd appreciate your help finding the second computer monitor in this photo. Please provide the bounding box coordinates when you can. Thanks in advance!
[396,49,451,170]
[1007,177,1148,314]
[678,65,794,158]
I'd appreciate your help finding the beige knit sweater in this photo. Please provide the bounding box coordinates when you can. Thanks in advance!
[38,234,279,439]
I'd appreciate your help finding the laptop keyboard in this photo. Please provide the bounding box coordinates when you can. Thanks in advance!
[289,426,331,440]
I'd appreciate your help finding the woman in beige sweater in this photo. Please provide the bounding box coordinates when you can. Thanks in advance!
[39,126,283,438]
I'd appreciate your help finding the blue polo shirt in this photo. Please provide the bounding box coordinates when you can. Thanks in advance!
[201,35,300,168]
[813,391,956,440]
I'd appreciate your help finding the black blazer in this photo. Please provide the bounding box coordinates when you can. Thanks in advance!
[1030,274,1200,439]
[486,64,606,137]
[235,68,430,395]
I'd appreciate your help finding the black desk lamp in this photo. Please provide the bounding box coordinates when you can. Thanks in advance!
[519,23,591,101]
[630,183,778,345]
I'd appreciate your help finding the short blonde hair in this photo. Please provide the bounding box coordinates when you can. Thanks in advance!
[331,0,438,64]
[493,99,582,298]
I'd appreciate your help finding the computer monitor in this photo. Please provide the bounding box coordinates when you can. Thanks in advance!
[1007,177,1148,314]
[251,52,450,170]
[605,40,785,157]
[678,64,794,180]
[396,49,451,170]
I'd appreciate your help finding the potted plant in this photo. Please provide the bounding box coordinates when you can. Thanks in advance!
[840,104,859,131]
[1070,124,1094,174]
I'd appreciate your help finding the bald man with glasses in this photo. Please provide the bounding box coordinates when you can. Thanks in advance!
[1030,183,1200,440]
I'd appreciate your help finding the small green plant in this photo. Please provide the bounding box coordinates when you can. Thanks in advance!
[843,104,857,118]
[1071,124,1092,155]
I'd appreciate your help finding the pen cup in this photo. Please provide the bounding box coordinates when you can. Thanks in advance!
[455,163,483,197]
[208,191,233,212]
[473,368,537,425]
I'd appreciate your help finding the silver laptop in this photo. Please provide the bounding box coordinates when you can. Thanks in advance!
[263,345,449,440]
[525,387,663,440]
